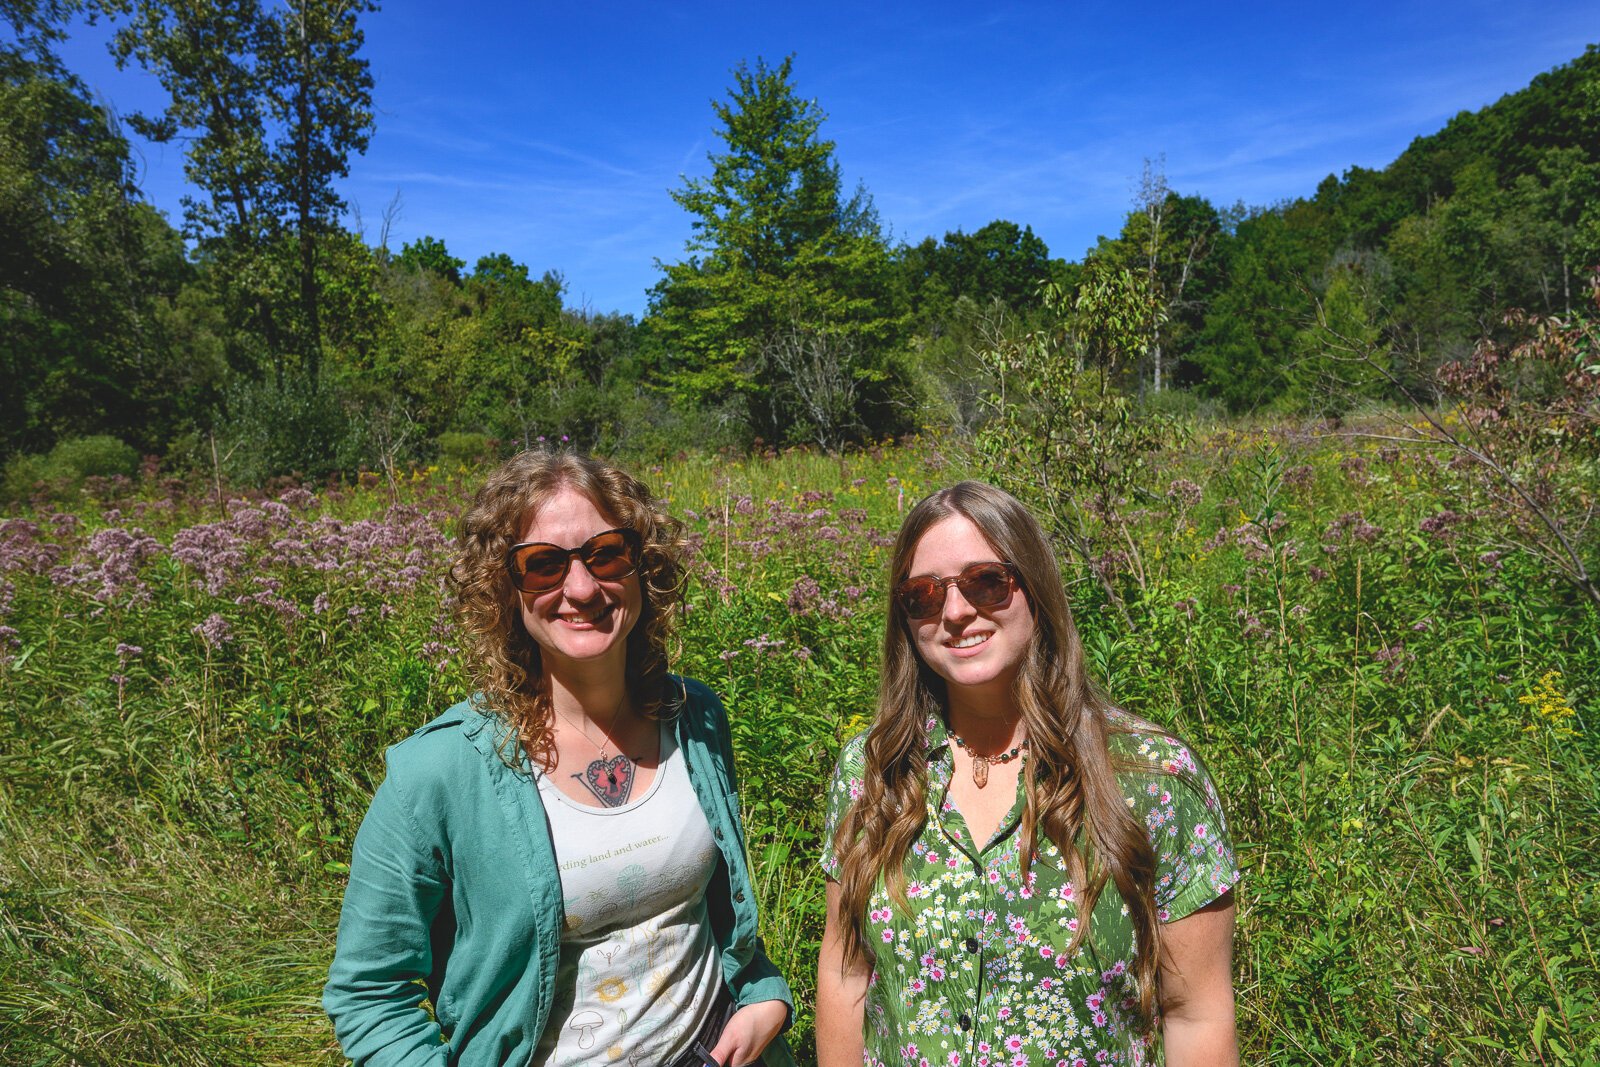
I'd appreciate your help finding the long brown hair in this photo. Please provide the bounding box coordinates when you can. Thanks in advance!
[449,451,686,771]
[831,480,1165,1022]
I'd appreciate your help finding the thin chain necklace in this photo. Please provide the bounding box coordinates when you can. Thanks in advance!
[555,693,642,808]
[947,729,1028,789]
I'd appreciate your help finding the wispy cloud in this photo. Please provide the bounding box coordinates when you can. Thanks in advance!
[508,139,648,179]
[62,0,1595,316]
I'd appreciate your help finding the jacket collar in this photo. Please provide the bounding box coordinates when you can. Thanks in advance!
[457,678,693,775]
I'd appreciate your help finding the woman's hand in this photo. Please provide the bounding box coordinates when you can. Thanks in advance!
[1159,890,1239,1067]
[708,997,788,1067]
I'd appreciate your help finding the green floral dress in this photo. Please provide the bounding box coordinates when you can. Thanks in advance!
[821,717,1238,1067]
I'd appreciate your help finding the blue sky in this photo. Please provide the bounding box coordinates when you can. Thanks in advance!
[55,1,1599,316]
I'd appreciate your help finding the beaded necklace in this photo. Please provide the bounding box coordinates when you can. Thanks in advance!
[947,731,1029,788]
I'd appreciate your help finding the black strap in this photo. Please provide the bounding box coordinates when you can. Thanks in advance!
[667,984,738,1067]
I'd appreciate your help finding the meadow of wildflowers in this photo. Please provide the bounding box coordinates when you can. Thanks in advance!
[0,428,1594,1064]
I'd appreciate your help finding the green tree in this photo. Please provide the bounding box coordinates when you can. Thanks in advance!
[1085,161,1221,393]
[650,55,905,445]
[1285,256,1390,415]
[975,280,1168,623]
[260,0,376,384]
[395,234,464,282]
[1193,209,1320,412]
[106,0,375,387]
[0,36,197,458]
[899,219,1055,323]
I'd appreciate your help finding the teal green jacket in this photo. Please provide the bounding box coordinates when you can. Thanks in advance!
[323,677,796,1067]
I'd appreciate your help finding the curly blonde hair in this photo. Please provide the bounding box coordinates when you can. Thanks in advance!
[449,451,686,771]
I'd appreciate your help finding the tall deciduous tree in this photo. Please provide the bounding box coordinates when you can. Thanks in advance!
[261,0,375,385]
[1,30,197,459]
[651,55,903,446]
[106,0,374,386]
[899,220,1055,320]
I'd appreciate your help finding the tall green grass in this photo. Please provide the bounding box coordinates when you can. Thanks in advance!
[0,428,1594,1064]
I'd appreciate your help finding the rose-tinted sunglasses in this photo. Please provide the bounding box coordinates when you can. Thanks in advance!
[894,561,1020,620]
[504,527,643,593]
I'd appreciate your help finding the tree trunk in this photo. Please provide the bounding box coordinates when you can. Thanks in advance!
[295,1,322,387]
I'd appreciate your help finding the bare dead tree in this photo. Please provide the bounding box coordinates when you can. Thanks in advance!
[1133,157,1212,394]
[760,322,865,453]
[376,189,403,265]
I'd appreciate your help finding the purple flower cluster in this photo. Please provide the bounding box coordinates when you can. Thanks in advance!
[193,612,233,649]
[742,633,788,655]
[1282,465,1315,490]
[0,520,68,578]
[1205,514,1294,564]
[1165,479,1203,509]
[1321,512,1382,555]
[1373,643,1412,681]
[1235,609,1268,640]
[787,574,823,613]
[51,526,163,607]
[3,486,457,660]
[690,491,894,609]
[1418,510,1466,543]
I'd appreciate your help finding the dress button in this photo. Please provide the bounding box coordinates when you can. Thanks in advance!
[964,936,980,953]
[958,1013,972,1031]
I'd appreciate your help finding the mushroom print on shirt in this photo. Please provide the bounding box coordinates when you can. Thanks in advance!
[822,717,1239,1067]
[535,724,724,1067]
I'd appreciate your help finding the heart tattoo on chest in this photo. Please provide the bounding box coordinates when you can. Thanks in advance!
[574,754,636,807]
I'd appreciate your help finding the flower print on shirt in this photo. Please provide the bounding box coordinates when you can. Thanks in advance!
[821,717,1238,1066]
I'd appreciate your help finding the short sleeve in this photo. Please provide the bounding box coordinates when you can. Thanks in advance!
[819,733,870,879]
[1123,735,1240,923]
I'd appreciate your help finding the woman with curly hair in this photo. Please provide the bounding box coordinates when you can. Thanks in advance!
[325,451,794,1067]
[816,481,1239,1067]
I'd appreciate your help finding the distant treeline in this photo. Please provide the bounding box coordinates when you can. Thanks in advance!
[3,2,1597,483]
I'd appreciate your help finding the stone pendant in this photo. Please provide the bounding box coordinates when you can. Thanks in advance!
[972,755,990,789]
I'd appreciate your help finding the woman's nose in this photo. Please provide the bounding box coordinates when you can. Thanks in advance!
[942,583,978,623]
[562,557,602,601]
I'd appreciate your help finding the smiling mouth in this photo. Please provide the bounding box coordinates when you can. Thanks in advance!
[557,606,613,627]
[947,632,992,650]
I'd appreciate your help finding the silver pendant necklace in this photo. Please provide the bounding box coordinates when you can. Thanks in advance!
[557,696,641,807]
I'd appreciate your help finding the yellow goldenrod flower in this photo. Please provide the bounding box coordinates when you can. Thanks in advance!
[1519,670,1579,738]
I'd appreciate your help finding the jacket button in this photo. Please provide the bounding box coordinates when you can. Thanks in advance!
[734,889,745,903]
[714,827,725,841]
[958,1013,972,1031]
[965,936,980,953]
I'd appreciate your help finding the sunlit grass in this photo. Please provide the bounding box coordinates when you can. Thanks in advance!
[0,426,1595,1064]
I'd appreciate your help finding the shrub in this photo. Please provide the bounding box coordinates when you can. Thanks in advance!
[435,432,495,469]
[48,435,141,480]
[2,435,139,501]
[1,453,51,500]
[1137,386,1224,422]
[215,374,359,484]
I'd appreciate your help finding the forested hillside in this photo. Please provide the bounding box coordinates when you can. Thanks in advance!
[3,2,1597,485]
[4,10,1599,1064]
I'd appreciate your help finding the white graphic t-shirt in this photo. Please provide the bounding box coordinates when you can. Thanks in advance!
[533,724,723,1067]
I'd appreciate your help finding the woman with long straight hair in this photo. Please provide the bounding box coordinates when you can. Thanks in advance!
[325,451,794,1067]
[817,481,1238,1067]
